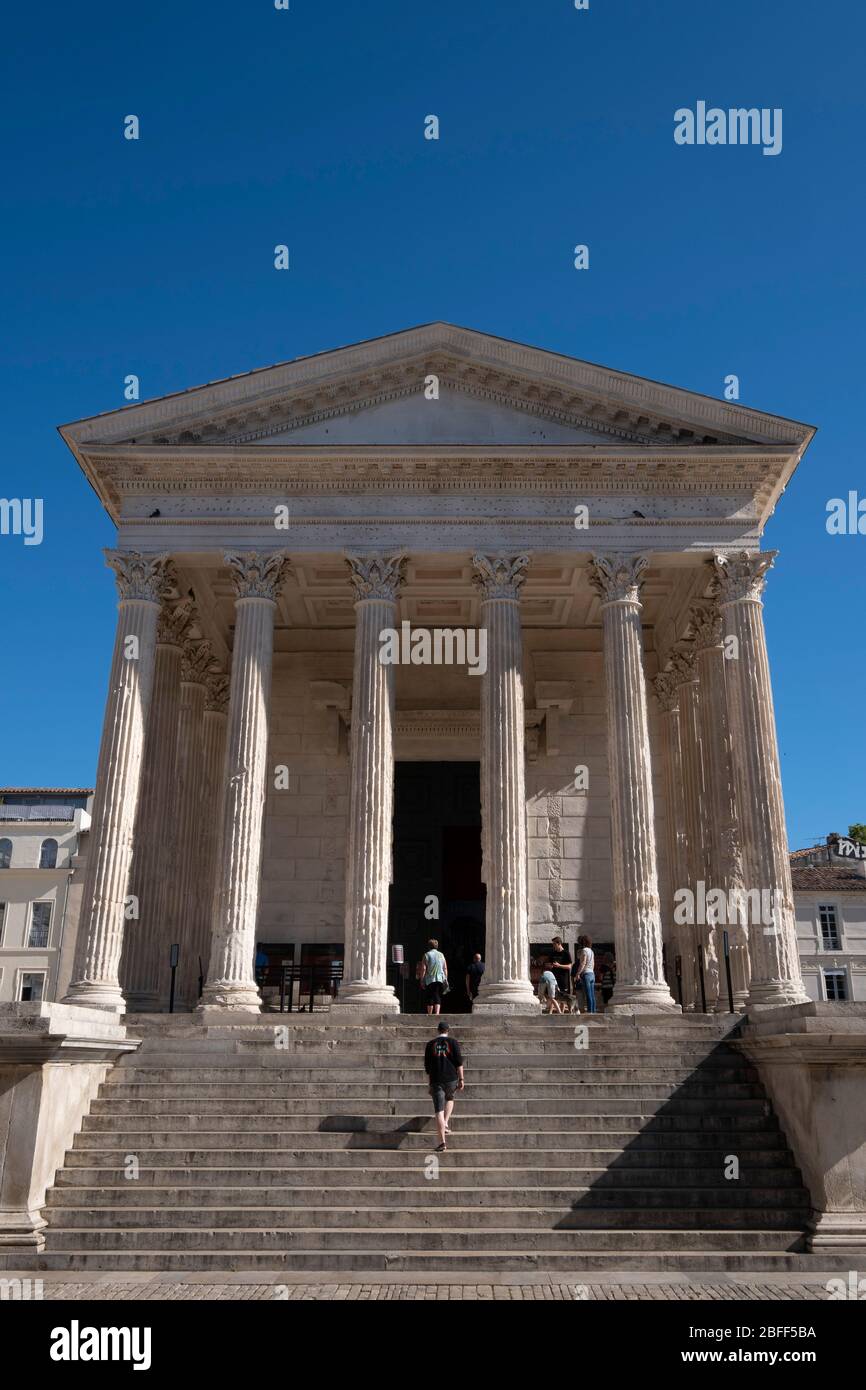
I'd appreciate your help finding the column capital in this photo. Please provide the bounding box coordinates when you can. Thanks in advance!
[670,640,699,686]
[587,553,649,605]
[157,596,194,648]
[471,552,530,601]
[225,551,291,602]
[690,600,724,651]
[105,550,172,604]
[713,550,776,604]
[344,551,407,602]
[204,671,230,714]
[181,636,218,685]
[652,670,680,712]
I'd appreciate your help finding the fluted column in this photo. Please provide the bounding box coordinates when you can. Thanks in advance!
[333,553,406,1013]
[588,555,677,1013]
[691,599,750,1010]
[671,642,710,1010]
[199,552,290,1013]
[122,591,192,1010]
[64,551,170,1009]
[713,551,808,1008]
[162,635,215,1008]
[652,671,695,1009]
[187,672,230,1002]
[471,553,538,1013]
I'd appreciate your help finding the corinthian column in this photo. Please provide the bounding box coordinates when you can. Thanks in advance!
[588,555,677,1013]
[670,641,710,1010]
[651,671,694,1009]
[163,635,215,1008]
[333,553,406,1014]
[64,551,170,1009]
[199,552,290,1013]
[713,551,808,1008]
[471,553,538,1013]
[122,592,192,1010]
[691,598,750,1010]
[187,672,230,1002]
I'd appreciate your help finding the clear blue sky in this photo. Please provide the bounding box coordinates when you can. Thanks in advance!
[1,0,863,849]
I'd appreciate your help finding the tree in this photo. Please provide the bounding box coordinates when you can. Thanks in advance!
[848,824,866,845]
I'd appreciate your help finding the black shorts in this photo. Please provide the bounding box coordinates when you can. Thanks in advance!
[426,982,445,1005]
[430,1081,458,1113]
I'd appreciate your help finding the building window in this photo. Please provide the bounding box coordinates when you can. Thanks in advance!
[0,839,11,869]
[17,972,46,1003]
[824,969,848,1002]
[39,838,58,869]
[818,904,840,950]
[28,902,52,949]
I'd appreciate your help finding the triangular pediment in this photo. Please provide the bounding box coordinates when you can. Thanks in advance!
[61,322,813,453]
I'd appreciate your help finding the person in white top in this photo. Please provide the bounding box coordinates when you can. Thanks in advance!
[573,934,597,1013]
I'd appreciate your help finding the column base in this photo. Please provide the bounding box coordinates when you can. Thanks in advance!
[747,981,811,1009]
[0,1210,47,1250]
[61,981,126,1012]
[606,982,680,1016]
[808,1212,866,1252]
[471,981,540,1015]
[332,983,400,1015]
[197,980,262,1014]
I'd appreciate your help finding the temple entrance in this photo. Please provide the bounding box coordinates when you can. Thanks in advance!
[388,761,485,1012]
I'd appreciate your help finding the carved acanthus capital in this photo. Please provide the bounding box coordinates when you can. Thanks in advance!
[204,671,230,713]
[105,550,172,604]
[181,637,218,685]
[345,552,407,602]
[670,640,699,685]
[157,596,194,648]
[652,670,680,712]
[587,553,649,605]
[713,550,776,605]
[471,552,530,601]
[225,551,291,602]
[690,601,724,651]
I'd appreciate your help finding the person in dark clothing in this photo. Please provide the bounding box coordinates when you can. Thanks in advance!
[423,1021,464,1151]
[548,936,573,1003]
[465,953,485,1007]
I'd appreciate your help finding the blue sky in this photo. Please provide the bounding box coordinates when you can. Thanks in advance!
[1,0,863,849]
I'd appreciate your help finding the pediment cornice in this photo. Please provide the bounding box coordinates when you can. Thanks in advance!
[61,322,813,453]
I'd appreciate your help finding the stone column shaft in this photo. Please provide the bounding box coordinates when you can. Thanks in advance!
[334,554,406,1013]
[714,552,807,1008]
[589,555,677,1013]
[671,644,710,1010]
[652,673,694,1009]
[64,551,169,1009]
[472,554,537,1013]
[122,614,187,1011]
[200,553,289,1013]
[188,676,230,999]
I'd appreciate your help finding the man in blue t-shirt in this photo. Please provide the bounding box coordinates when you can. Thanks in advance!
[423,1022,465,1151]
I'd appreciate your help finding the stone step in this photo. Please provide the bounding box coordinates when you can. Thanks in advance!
[122,1039,744,1058]
[44,1186,809,1223]
[42,1207,806,1242]
[97,1081,766,1100]
[108,1063,756,1083]
[80,1114,784,1140]
[20,1250,828,1275]
[87,1096,773,1118]
[74,1129,790,1157]
[38,1226,811,1254]
[54,1165,808,1196]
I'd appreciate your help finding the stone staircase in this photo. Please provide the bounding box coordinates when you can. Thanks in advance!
[33,1013,827,1274]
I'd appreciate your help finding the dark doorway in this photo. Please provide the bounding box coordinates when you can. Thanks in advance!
[388,761,485,1012]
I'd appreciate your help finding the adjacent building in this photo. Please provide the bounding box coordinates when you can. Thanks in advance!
[792,834,866,1003]
[0,789,92,1002]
